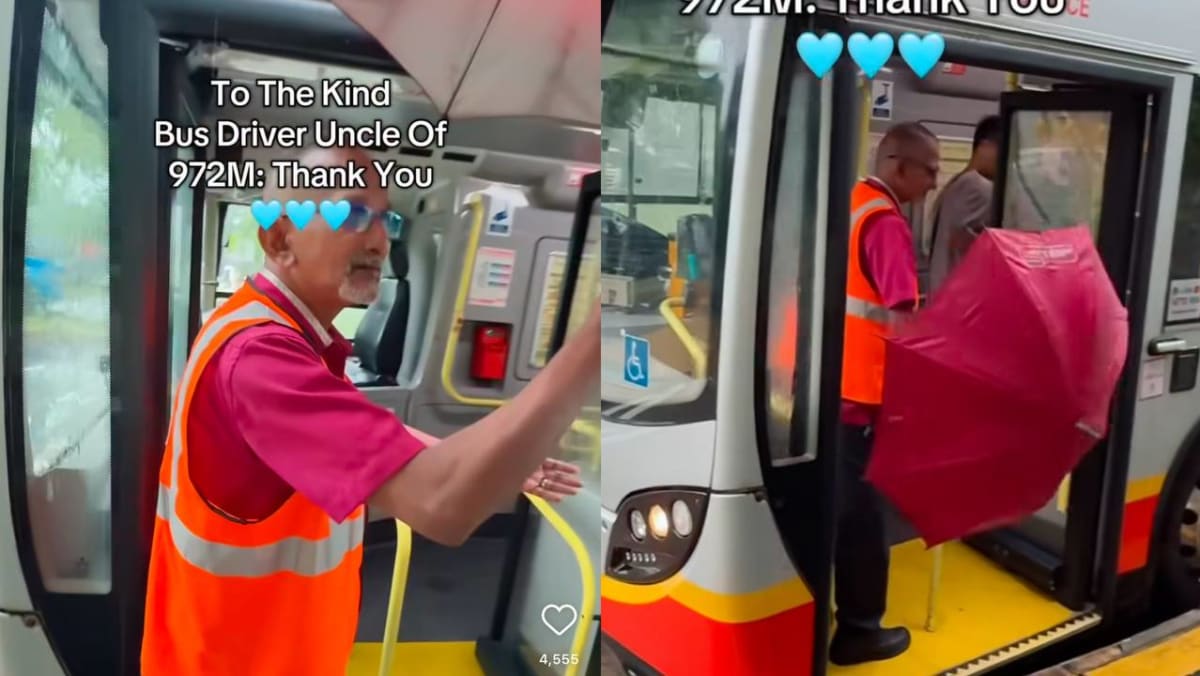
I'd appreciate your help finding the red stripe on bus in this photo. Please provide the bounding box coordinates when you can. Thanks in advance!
[1117,493,1159,574]
[601,596,815,676]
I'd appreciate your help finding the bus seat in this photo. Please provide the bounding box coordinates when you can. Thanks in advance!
[352,241,410,385]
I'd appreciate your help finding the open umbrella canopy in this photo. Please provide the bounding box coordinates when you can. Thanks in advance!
[330,0,600,126]
[865,225,1128,546]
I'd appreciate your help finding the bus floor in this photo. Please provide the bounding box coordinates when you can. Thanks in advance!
[346,534,501,675]
[829,538,1097,676]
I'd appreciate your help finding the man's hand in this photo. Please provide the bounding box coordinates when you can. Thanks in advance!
[523,458,584,502]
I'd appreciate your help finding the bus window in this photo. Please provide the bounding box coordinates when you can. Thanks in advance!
[760,59,825,462]
[215,203,263,298]
[168,147,195,393]
[1000,110,1110,234]
[599,0,747,424]
[1166,80,1200,325]
[17,3,113,594]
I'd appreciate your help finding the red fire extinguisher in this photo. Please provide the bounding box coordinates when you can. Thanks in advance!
[471,323,510,381]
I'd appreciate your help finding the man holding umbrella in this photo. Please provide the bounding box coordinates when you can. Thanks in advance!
[829,122,941,666]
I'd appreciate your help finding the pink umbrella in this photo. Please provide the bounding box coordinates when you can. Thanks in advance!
[865,225,1128,546]
[330,0,599,126]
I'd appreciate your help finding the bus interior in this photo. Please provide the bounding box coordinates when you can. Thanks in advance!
[187,42,603,673]
[600,8,1174,674]
[5,0,602,674]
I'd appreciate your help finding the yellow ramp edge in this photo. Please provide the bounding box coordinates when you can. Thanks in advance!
[347,641,483,676]
[1035,609,1200,675]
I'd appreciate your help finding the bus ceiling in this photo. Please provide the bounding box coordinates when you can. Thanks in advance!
[182,43,600,166]
[138,0,397,70]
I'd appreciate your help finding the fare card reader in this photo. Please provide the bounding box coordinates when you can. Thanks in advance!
[1170,349,1199,393]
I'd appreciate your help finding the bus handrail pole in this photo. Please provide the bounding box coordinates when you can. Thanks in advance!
[657,297,707,380]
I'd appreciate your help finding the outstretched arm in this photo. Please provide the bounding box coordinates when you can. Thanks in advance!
[404,425,584,503]
[369,305,601,544]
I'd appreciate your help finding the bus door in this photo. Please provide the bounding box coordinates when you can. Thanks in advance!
[0,0,138,672]
[758,12,1162,676]
[475,16,608,676]
[477,171,602,675]
[969,88,1151,610]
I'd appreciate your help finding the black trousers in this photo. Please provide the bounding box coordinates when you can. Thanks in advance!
[834,423,890,632]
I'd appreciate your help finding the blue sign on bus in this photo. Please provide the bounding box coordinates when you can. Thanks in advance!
[623,332,649,389]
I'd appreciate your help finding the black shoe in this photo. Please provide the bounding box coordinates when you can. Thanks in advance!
[828,626,911,666]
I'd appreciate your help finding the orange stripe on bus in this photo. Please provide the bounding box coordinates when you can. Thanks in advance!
[1118,493,1160,574]
[601,574,813,625]
[602,594,815,676]
[1117,475,1165,574]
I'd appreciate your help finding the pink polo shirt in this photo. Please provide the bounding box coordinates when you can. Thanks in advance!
[842,177,918,427]
[187,271,427,523]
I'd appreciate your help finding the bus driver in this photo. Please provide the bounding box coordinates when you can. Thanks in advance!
[140,145,599,676]
[830,122,939,665]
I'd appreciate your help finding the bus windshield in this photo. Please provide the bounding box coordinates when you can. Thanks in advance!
[599,2,747,424]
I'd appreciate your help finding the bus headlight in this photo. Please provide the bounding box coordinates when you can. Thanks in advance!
[629,509,647,540]
[672,500,693,537]
[648,505,670,539]
[605,489,708,585]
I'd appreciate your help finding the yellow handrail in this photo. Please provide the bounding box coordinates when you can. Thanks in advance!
[667,238,684,318]
[568,418,600,473]
[571,419,599,439]
[380,194,597,676]
[658,297,707,380]
[377,519,413,676]
[375,499,597,676]
[525,494,595,676]
[441,198,506,408]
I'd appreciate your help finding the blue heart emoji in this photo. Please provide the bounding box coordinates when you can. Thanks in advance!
[796,32,843,79]
[285,200,316,230]
[320,199,351,231]
[251,200,281,230]
[846,32,894,79]
[898,32,944,79]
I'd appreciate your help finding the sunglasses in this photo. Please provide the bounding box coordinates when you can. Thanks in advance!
[343,204,405,238]
[270,201,405,237]
[886,154,939,180]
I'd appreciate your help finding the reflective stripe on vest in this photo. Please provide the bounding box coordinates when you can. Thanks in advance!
[850,198,893,230]
[844,195,897,325]
[845,296,892,325]
[842,181,916,405]
[157,298,363,578]
[844,196,897,324]
[154,488,362,577]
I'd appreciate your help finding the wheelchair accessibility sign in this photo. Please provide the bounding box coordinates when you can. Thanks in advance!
[623,331,649,389]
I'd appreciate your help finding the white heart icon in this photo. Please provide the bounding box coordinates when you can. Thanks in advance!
[541,603,579,637]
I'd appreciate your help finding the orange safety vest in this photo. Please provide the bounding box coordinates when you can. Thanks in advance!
[842,179,918,405]
[141,282,365,676]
